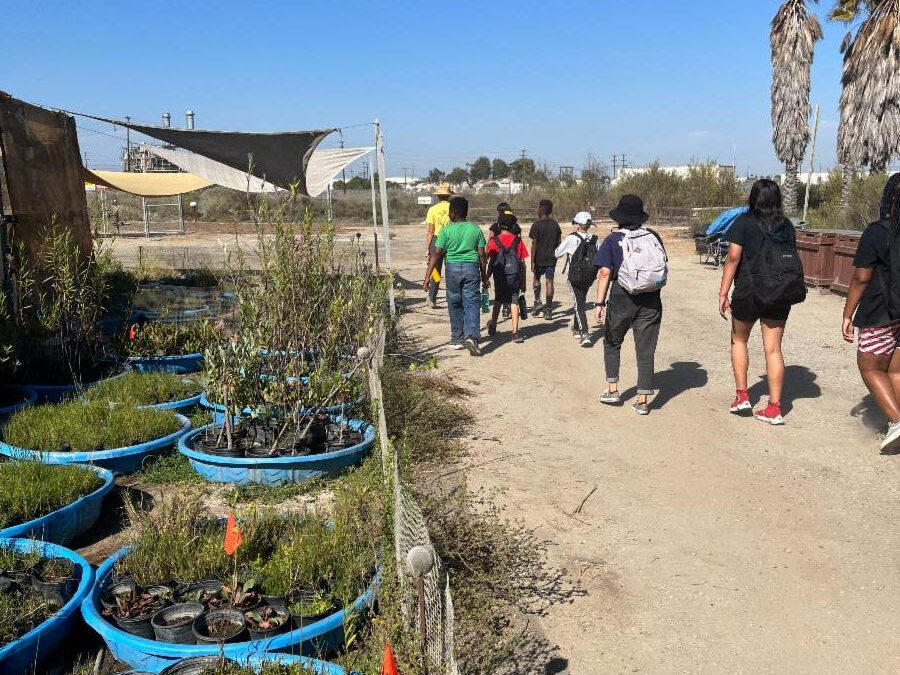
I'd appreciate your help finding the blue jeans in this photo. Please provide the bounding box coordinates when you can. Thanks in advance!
[444,262,481,342]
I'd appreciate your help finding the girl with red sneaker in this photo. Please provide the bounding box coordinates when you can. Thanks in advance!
[718,179,804,425]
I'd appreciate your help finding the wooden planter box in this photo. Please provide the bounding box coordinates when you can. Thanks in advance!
[796,231,837,288]
[831,232,862,296]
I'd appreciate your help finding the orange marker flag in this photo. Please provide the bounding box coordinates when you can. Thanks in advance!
[381,643,398,675]
[224,510,243,556]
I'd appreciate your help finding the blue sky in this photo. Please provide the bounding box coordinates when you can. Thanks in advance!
[4,1,852,179]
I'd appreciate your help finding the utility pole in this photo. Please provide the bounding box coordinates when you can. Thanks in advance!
[802,104,821,225]
[611,154,629,179]
[125,115,131,172]
[402,167,408,189]
[339,130,346,194]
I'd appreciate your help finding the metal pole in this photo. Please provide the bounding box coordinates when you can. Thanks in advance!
[142,197,150,238]
[375,121,395,314]
[369,159,380,268]
[125,116,131,172]
[417,577,428,674]
[802,104,820,225]
[178,193,185,234]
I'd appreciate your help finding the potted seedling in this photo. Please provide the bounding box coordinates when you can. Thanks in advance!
[244,603,290,639]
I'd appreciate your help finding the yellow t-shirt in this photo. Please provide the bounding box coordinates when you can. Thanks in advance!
[426,200,451,237]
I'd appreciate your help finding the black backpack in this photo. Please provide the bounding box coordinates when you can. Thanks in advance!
[875,219,900,319]
[495,236,523,285]
[750,220,807,306]
[567,234,598,289]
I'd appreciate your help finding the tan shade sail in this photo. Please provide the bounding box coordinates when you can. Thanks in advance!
[83,169,213,196]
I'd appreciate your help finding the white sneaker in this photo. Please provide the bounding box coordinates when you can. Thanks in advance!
[599,389,621,405]
[880,420,900,452]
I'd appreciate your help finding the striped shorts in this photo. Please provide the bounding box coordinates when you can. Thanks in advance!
[858,320,900,355]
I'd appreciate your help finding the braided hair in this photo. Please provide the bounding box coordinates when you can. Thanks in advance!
[879,172,900,221]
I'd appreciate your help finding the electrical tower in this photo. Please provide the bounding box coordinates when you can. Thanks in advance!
[610,154,630,179]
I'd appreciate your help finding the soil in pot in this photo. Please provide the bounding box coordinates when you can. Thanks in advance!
[244,603,290,640]
[192,608,247,644]
[159,655,238,675]
[107,590,167,640]
[31,557,76,606]
[151,602,205,644]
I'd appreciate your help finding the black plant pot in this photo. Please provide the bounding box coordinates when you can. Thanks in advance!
[32,565,77,606]
[101,578,139,611]
[290,603,335,630]
[116,610,157,640]
[146,583,176,605]
[192,608,247,644]
[176,579,223,605]
[245,603,291,640]
[160,656,238,675]
[245,446,280,459]
[151,602,205,644]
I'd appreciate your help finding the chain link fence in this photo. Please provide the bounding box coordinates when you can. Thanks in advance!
[367,327,461,674]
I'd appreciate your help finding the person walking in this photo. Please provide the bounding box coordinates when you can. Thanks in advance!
[529,199,562,319]
[491,203,520,318]
[424,183,453,308]
[486,211,529,343]
[555,211,598,347]
[595,195,668,415]
[842,173,900,451]
[424,196,489,356]
[719,179,806,425]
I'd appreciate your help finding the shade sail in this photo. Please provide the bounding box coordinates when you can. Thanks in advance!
[84,169,213,196]
[81,115,333,195]
[142,144,375,198]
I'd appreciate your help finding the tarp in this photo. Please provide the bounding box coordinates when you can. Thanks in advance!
[141,144,375,198]
[80,115,333,195]
[0,92,92,259]
[705,205,748,237]
[83,169,213,197]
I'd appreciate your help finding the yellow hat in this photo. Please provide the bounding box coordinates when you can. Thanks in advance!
[433,182,454,196]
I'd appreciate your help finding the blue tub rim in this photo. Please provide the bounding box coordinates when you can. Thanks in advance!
[0,463,114,541]
[0,386,37,417]
[81,546,379,661]
[178,417,374,468]
[0,413,192,466]
[0,537,95,663]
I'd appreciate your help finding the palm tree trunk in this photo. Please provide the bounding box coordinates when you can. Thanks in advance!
[840,163,853,210]
[783,160,799,216]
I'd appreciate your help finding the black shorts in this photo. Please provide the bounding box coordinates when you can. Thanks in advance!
[731,294,791,323]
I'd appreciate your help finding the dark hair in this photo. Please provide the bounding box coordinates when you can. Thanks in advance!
[496,202,511,213]
[498,212,518,231]
[748,178,784,233]
[538,199,553,216]
[449,196,469,219]
[880,172,900,221]
[489,222,501,236]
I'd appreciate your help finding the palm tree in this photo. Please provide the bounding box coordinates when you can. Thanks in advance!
[771,0,823,217]
[833,1,900,203]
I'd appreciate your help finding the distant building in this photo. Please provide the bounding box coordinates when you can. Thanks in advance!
[613,163,736,186]
[777,171,834,186]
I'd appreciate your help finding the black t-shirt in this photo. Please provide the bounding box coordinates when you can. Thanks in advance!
[853,220,892,328]
[528,218,562,267]
[728,213,797,299]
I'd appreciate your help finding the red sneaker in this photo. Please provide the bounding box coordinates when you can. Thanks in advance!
[754,402,784,425]
[730,390,751,413]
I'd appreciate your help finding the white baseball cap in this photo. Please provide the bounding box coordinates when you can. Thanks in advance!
[573,211,593,226]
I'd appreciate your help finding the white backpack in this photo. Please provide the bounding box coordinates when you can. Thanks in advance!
[617,228,668,294]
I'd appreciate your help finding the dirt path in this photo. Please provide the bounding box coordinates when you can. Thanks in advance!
[390,223,900,674]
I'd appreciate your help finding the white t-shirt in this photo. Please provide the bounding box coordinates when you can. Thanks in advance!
[555,230,599,262]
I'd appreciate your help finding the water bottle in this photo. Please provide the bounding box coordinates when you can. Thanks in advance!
[518,294,528,320]
[481,289,490,314]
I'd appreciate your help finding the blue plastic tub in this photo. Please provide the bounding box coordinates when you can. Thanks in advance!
[147,393,202,414]
[82,547,378,673]
[0,538,95,675]
[0,386,37,420]
[0,414,192,475]
[24,373,119,404]
[159,654,346,675]
[177,418,374,486]
[123,353,203,374]
[0,464,114,544]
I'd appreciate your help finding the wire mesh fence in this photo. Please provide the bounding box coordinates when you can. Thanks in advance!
[367,327,461,674]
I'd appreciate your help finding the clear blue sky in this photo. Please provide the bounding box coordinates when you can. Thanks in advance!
[4,1,852,179]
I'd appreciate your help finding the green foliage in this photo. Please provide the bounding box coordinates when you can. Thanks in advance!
[134,448,204,486]
[806,170,889,230]
[3,401,182,452]
[85,371,199,406]
[0,461,103,528]
[114,318,218,357]
[609,162,743,209]
[427,167,446,182]
[491,158,510,179]
[0,551,53,643]
[470,156,492,182]
[447,167,469,185]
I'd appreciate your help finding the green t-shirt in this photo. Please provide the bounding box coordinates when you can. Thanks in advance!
[435,221,486,263]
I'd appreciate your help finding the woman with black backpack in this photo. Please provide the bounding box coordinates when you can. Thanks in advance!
[842,173,900,453]
[718,179,806,425]
[486,211,529,344]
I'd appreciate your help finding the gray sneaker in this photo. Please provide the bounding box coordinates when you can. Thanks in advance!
[464,337,482,356]
[580,333,592,347]
[599,389,621,405]
[632,401,650,416]
[543,307,552,320]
